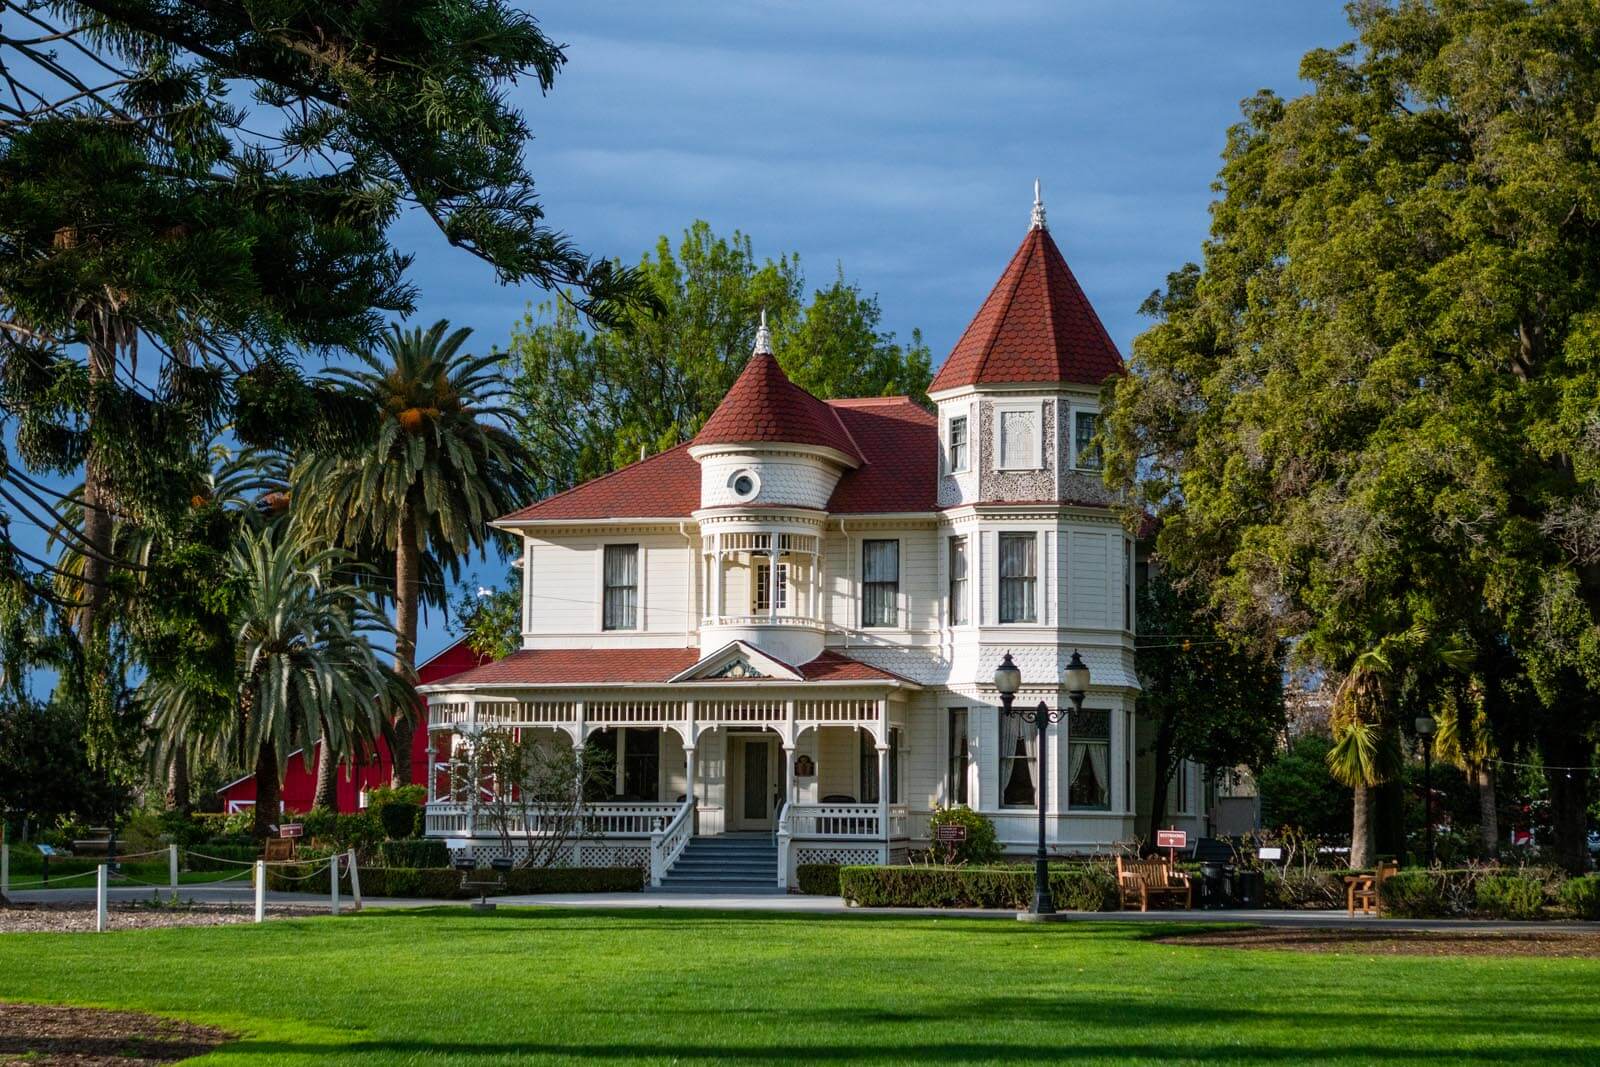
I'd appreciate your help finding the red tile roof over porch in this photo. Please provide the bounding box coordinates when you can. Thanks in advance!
[426,647,912,687]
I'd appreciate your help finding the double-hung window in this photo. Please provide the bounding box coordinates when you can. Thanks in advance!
[862,539,899,628]
[948,415,969,472]
[948,536,969,626]
[1067,708,1111,810]
[1074,411,1102,471]
[602,544,639,630]
[998,533,1036,624]
[947,709,970,806]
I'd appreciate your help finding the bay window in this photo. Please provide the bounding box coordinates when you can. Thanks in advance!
[998,532,1036,624]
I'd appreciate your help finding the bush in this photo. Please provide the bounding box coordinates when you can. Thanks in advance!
[1263,867,1348,910]
[1256,735,1352,840]
[1380,870,1450,918]
[298,809,382,852]
[368,785,426,840]
[795,864,841,896]
[1559,875,1600,920]
[264,863,644,897]
[838,864,1117,911]
[378,839,449,869]
[926,806,1002,865]
[1475,875,1547,921]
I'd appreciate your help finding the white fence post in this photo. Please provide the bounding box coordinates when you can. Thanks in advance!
[254,861,266,923]
[95,864,108,932]
[329,852,341,916]
[168,844,179,902]
[346,848,362,911]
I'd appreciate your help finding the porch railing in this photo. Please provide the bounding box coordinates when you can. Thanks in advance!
[423,801,678,838]
[649,797,695,887]
[784,804,882,838]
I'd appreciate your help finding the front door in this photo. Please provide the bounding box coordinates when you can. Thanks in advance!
[740,738,775,830]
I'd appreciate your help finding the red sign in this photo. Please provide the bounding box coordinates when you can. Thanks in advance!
[279,823,304,839]
[934,824,968,844]
[1155,829,1187,850]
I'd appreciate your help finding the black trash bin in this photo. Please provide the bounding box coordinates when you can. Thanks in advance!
[1234,869,1264,908]
[1199,861,1234,909]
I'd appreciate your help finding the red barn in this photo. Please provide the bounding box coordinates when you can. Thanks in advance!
[216,639,489,814]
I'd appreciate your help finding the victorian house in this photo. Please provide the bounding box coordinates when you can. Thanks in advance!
[419,190,1205,890]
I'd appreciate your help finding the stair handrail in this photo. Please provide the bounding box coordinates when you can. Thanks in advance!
[648,795,695,888]
[774,799,791,891]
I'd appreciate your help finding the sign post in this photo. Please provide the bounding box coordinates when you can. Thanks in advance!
[1155,828,1187,866]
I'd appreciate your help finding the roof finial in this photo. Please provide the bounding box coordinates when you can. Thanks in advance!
[1031,178,1047,231]
[753,308,773,355]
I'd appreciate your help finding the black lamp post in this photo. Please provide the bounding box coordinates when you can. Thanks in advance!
[994,649,1090,917]
[1415,713,1436,867]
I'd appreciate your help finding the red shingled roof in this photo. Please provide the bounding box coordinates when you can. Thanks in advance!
[426,646,910,687]
[692,353,862,461]
[498,397,936,522]
[929,225,1123,393]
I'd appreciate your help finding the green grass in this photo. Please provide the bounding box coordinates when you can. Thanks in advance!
[0,908,1596,1064]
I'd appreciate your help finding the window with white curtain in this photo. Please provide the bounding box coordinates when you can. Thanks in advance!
[948,536,969,626]
[999,710,1037,807]
[948,415,968,472]
[862,539,899,628]
[947,708,969,806]
[998,533,1036,624]
[1067,708,1111,810]
[602,544,639,630]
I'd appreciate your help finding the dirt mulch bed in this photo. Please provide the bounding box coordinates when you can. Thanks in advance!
[0,901,325,934]
[0,1003,233,1065]
[1159,926,1600,958]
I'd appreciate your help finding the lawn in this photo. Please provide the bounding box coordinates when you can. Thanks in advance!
[0,908,1596,1064]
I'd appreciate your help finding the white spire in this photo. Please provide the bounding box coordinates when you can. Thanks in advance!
[1031,178,1047,230]
[753,308,773,354]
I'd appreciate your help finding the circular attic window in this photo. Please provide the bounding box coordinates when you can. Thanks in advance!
[728,470,759,500]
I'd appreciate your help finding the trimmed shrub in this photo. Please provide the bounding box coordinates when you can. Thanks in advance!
[368,785,427,841]
[265,863,644,897]
[795,864,842,896]
[298,810,383,851]
[1379,870,1450,918]
[1559,875,1600,920]
[1475,875,1547,921]
[378,839,449,869]
[926,806,1002,865]
[839,864,1117,911]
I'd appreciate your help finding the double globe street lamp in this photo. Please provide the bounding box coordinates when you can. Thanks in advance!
[993,648,1090,918]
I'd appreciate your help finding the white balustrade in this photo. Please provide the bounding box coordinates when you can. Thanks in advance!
[425,800,679,838]
[649,798,695,886]
[888,804,910,841]
[784,804,884,838]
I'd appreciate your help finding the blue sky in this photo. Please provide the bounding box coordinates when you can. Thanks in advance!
[395,1,1356,661]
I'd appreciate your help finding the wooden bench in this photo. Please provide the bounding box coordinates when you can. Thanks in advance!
[1344,860,1399,916]
[1117,857,1193,912]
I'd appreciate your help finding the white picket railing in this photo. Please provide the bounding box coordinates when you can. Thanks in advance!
[649,798,696,887]
[424,801,678,838]
[784,804,882,838]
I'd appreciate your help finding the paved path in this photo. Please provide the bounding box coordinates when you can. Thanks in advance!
[6,883,1599,933]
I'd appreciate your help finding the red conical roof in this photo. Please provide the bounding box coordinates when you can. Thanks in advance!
[929,225,1123,393]
[692,352,862,463]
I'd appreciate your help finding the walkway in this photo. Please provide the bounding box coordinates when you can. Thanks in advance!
[6,884,1599,934]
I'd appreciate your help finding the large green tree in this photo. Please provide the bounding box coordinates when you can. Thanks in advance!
[506,221,933,495]
[294,321,533,785]
[1104,0,1600,871]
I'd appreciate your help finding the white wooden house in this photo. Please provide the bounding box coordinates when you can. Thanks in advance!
[419,191,1205,890]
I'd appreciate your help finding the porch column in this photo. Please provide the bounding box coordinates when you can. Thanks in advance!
[769,539,780,620]
[466,698,479,836]
[876,742,890,840]
[783,745,796,810]
[684,746,697,805]
[711,533,723,618]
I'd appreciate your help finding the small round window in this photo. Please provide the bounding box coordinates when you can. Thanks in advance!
[728,470,759,500]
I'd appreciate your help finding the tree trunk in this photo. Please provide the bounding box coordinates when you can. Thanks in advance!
[1475,763,1498,859]
[78,334,116,639]
[1540,723,1590,875]
[1145,722,1173,854]
[166,746,190,813]
[1374,779,1405,860]
[253,742,280,842]
[1350,785,1376,869]
[312,735,339,812]
[390,499,420,786]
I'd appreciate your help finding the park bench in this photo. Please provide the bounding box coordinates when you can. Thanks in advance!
[1117,856,1193,911]
[1344,860,1399,916]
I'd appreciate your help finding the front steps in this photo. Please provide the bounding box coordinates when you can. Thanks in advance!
[648,834,786,895]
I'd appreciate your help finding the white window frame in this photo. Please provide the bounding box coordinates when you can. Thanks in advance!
[860,538,900,629]
[946,707,970,807]
[946,414,969,474]
[993,400,1044,471]
[948,535,969,627]
[1070,405,1103,472]
[599,542,640,632]
[996,531,1037,625]
[753,559,789,612]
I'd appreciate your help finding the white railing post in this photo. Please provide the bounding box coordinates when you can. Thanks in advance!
[329,852,341,916]
[95,864,108,932]
[254,861,266,923]
[168,843,179,902]
[876,742,890,841]
[347,848,362,911]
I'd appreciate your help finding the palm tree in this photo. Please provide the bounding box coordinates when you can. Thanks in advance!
[147,527,411,839]
[295,320,534,785]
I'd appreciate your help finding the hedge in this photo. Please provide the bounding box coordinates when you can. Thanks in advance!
[1559,875,1600,920]
[377,839,449,869]
[839,864,1118,910]
[1474,875,1547,921]
[264,863,644,898]
[795,863,842,896]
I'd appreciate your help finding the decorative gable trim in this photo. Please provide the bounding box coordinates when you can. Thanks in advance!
[668,641,805,683]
